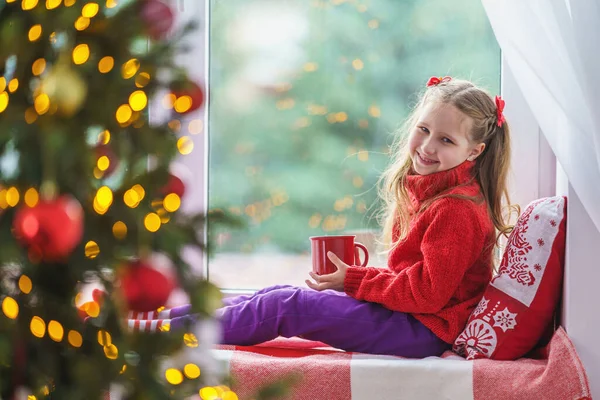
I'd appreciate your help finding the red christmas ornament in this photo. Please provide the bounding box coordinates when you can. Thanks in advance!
[13,196,84,262]
[170,81,205,115]
[95,144,119,177]
[159,163,191,198]
[160,173,185,198]
[119,258,175,312]
[140,0,174,40]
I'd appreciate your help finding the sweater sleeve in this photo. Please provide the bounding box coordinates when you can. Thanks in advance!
[344,200,487,313]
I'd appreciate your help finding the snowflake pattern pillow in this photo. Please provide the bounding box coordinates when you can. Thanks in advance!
[453,196,567,360]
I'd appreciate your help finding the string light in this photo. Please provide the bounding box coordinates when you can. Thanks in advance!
[121,59,140,79]
[177,136,193,155]
[64,0,75,6]
[0,92,8,113]
[84,241,100,259]
[95,186,113,208]
[22,0,39,11]
[163,193,181,212]
[98,56,114,73]
[162,93,176,109]
[97,155,110,171]
[135,72,150,88]
[165,368,183,385]
[28,25,42,41]
[188,119,203,134]
[222,391,239,400]
[8,79,18,92]
[144,213,161,232]
[115,104,132,123]
[48,320,64,342]
[168,119,181,132]
[34,93,50,115]
[98,330,111,346]
[128,90,147,111]
[173,96,192,113]
[112,221,127,239]
[68,330,83,347]
[30,316,46,338]
[19,275,33,294]
[183,364,201,379]
[2,297,19,319]
[82,3,99,18]
[183,332,198,348]
[46,0,61,9]
[0,189,7,209]
[123,189,140,208]
[104,344,118,359]
[98,130,111,144]
[25,107,38,124]
[6,187,19,207]
[106,0,118,8]
[199,387,218,399]
[74,17,91,31]
[129,184,144,199]
[72,44,90,65]
[32,58,46,76]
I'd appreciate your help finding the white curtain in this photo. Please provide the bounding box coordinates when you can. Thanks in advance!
[482,0,600,232]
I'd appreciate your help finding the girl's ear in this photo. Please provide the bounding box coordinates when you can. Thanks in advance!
[467,143,486,161]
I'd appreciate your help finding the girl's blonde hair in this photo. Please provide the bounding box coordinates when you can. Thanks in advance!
[379,78,518,254]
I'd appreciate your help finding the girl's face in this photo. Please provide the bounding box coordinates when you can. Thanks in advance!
[408,101,485,175]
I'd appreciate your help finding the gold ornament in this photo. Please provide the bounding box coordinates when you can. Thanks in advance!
[39,63,87,117]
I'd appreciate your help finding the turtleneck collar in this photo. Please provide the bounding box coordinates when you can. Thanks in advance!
[405,160,476,207]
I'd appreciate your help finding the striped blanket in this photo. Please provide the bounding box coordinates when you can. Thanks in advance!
[211,327,590,400]
[125,309,591,400]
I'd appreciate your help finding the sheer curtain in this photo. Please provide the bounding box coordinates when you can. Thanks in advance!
[482,0,600,231]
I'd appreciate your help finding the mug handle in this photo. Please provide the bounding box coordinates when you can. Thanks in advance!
[354,242,369,267]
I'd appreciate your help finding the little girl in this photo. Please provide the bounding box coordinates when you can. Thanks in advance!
[215,77,514,357]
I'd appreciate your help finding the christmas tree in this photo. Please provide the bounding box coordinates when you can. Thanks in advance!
[0,0,232,398]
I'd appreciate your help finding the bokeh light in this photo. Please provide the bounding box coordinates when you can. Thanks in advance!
[18,275,32,294]
[98,56,114,73]
[30,316,46,338]
[2,297,19,319]
[48,320,64,342]
[165,368,184,385]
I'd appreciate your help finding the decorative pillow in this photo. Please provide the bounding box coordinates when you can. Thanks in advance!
[453,196,567,360]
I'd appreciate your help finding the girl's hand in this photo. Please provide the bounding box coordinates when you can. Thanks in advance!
[305,251,349,292]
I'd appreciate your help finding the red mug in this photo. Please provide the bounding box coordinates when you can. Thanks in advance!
[310,235,369,275]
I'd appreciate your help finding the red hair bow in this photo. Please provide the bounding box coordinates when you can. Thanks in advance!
[495,95,506,127]
[426,76,452,87]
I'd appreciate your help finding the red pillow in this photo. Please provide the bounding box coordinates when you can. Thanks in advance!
[453,196,567,360]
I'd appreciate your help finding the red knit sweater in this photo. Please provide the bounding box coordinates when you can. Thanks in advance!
[344,161,495,344]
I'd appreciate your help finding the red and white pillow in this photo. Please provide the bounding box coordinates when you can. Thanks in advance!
[453,196,567,360]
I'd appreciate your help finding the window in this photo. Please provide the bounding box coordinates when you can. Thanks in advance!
[206,0,501,290]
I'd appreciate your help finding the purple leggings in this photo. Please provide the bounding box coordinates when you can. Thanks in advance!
[217,285,450,358]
